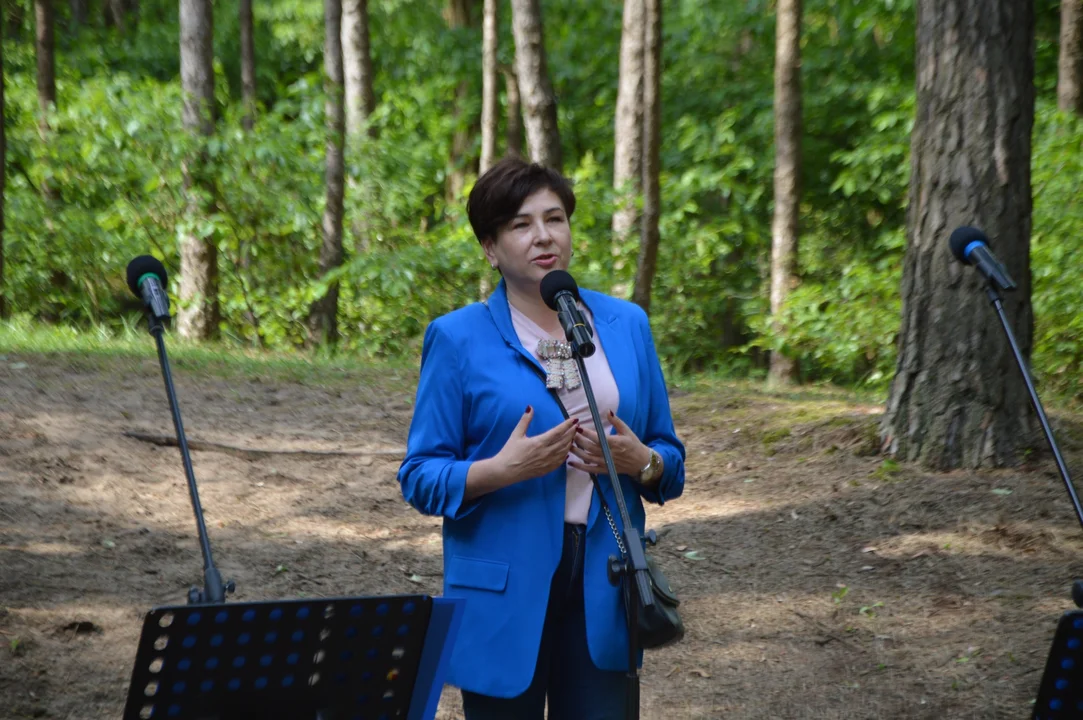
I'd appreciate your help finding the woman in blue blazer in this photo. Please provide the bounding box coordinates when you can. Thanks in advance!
[398,158,685,719]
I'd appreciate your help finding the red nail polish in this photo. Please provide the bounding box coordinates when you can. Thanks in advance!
[526,405,532,413]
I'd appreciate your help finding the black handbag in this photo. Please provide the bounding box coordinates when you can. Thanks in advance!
[591,477,685,650]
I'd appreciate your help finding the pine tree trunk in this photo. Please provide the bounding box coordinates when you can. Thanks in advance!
[1060,0,1083,114]
[34,0,55,131]
[342,0,376,137]
[509,0,561,170]
[177,0,220,340]
[240,0,256,130]
[612,0,645,266]
[881,0,1035,469]
[0,8,6,320]
[768,0,802,386]
[310,0,346,347]
[480,0,498,173]
[631,0,660,313]
[502,63,523,157]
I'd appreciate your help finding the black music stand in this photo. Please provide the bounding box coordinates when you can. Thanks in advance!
[124,594,463,720]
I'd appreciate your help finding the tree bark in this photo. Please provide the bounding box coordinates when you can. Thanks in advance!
[310,0,346,347]
[612,0,645,261]
[881,0,1035,469]
[1,8,6,319]
[34,0,55,130]
[631,0,660,312]
[342,0,376,137]
[446,0,475,200]
[240,0,256,130]
[768,0,802,386]
[510,0,561,170]
[1059,0,1083,114]
[502,63,523,157]
[177,0,220,340]
[480,0,498,173]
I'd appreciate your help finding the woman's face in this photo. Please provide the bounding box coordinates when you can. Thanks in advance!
[482,187,572,297]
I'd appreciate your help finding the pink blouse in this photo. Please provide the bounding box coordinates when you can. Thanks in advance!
[509,303,620,525]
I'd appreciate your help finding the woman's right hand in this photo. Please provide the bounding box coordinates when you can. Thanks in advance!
[494,406,579,484]
[465,406,578,501]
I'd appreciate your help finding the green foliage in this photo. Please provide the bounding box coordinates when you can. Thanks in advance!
[1031,104,1083,398]
[2,0,1080,396]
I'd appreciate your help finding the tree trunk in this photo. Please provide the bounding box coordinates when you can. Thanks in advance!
[509,0,561,170]
[631,0,660,313]
[69,0,87,29]
[342,0,376,137]
[446,0,475,200]
[476,0,499,301]
[480,0,498,173]
[177,0,220,340]
[310,0,346,347]
[611,0,645,266]
[0,8,6,320]
[240,0,256,130]
[502,63,523,157]
[107,0,126,32]
[768,0,802,386]
[34,0,55,131]
[1060,0,1083,114]
[881,0,1035,469]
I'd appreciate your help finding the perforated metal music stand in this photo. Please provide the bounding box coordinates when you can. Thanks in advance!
[123,594,463,720]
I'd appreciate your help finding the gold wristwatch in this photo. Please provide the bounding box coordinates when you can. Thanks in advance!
[638,448,663,484]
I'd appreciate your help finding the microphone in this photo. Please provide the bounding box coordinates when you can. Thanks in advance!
[126,255,171,320]
[948,227,1017,292]
[540,270,595,357]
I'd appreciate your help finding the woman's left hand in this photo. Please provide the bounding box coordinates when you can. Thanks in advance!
[568,410,652,478]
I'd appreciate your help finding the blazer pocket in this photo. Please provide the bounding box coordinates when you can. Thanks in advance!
[446,556,510,592]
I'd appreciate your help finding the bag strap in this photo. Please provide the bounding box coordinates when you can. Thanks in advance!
[588,473,628,559]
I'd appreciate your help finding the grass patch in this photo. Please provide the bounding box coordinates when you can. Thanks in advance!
[0,318,418,393]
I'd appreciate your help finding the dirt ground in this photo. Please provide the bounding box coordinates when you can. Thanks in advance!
[3,347,1083,719]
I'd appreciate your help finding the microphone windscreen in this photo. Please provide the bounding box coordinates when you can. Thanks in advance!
[126,255,168,297]
[540,270,579,311]
[949,226,988,264]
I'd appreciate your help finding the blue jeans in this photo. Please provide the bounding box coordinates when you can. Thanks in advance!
[461,523,630,720]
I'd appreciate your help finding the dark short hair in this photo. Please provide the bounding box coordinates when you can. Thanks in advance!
[466,157,577,244]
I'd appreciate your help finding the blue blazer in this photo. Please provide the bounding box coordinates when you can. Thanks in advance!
[397,279,685,698]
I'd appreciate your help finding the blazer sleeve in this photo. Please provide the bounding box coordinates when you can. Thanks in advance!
[633,309,686,506]
[397,321,480,520]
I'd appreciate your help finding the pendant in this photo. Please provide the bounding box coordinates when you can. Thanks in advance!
[537,339,580,390]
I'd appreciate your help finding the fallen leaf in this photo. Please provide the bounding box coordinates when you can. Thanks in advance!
[683,550,705,561]
[407,574,424,584]
[690,668,712,678]
[675,545,688,552]
[274,564,288,575]
[666,665,680,678]
[991,488,1013,496]
[861,546,877,553]
[101,539,115,549]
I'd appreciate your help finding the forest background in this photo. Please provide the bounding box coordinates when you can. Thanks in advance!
[1,0,1082,399]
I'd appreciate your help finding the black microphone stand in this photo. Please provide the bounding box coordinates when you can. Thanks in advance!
[984,284,1083,605]
[143,310,234,605]
[567,348,654,720]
